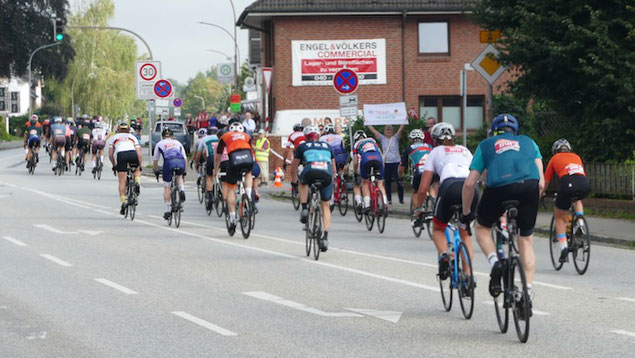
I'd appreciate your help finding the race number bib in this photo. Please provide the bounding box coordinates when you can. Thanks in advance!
[312,161,328,171]
[565,163,585,176]
[362,142,375,153]
[82,133,90,140]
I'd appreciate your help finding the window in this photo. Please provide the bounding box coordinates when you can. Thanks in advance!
[419,96,485,131]
[420,97,438,122]
[466,97,484,130]
[418,22,449,55]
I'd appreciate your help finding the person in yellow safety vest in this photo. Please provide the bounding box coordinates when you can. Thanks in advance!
[254,129,270,186]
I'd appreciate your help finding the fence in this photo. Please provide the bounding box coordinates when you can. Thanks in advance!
[584,162,634,198]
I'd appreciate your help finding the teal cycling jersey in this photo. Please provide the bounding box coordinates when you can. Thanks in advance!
[198,135,219,157]
[294,140,335,165]
[400,142,433,174]
[470,133,542,188]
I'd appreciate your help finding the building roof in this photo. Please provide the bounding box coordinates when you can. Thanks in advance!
[238,0,477,28]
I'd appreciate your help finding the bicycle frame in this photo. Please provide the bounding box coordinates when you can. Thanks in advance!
[444,223,464,288]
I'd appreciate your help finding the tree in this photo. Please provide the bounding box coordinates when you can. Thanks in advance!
[473,0,635,161]
[180,68,226,117]
[0,0,75,78]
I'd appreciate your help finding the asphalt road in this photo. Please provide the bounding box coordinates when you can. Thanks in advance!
[1,147,634,357]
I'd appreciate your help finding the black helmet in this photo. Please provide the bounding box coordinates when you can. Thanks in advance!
[293,123,303,132]
[207,126,218,135]
[161,128,173,138]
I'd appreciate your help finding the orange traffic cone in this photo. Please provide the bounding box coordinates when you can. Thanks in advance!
[274,167,284,188]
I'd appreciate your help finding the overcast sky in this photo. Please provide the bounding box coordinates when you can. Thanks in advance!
[69,0,254,85]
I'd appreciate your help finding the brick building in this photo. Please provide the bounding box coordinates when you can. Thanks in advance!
[238,0,510,170]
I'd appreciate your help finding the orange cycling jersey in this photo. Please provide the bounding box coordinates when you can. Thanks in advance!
[217,131,251,155]
[544,152,586,182]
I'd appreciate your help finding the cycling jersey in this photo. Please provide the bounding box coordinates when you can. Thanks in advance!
[400,142,433,175]
[295,140,335,200]
[544,152,586,182]
[287,131,306,149]
[198,134,219,157]
[65,125,74,138]
[423,145,472,184]
[353,138,381,155]
[470,133,542,188]
[91,128,108,142]
[77,127,91,143]
[107,133,140,156]
[153,138,186,161]
[216,131,251,155]
[26,126,42,148]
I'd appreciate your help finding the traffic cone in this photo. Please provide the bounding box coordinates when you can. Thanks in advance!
[274,167,283,188]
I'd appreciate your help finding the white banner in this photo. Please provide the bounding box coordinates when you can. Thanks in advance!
[292,39,386,86]
[363,102,408,125]
[272,109,358,135]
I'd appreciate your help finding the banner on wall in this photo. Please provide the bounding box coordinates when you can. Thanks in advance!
[363,102,408,125]
[291,39,386,86]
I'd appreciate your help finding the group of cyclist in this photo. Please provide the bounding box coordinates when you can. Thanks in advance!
[283,113,591,319]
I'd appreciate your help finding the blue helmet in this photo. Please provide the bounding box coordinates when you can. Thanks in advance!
[491,114,519,134]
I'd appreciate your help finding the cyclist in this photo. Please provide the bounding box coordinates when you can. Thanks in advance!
[291,125,336,251]
[192,128,207,173]
[197,126,220,208]
[65,117,77,170]
[283,123,306,170]
[417,123,476,279]
[91,121,108,173]
[320,124,348,175]
[50,117,66,168]
[41,115,50,149]
[75,120,92,170]
[153,128,187,220]
[107,123,142,215]
[130,118,142,142]
[460,114,544,314]
[399,129,432,205]
[352,130,387,213]
[214,122,255,230]
[542,139,591,262]
[23,116,42,165]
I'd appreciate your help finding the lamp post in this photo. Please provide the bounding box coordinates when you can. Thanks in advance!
[194,95,205,110]
[461,63,474,146]
[28,42,62,117]
[197,21,239,88]
[206,49,232,61]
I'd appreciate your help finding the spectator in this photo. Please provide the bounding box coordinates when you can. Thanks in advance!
[368,124,406,205]
[301,117,312,127]
[242,112,256,133]
[185,114,195,133]
[197,110,209,129]
[324,117,333,126]
[253,112,262,130]
[209,112,218,128]
[422,117,436,147]
[254,129,271,186]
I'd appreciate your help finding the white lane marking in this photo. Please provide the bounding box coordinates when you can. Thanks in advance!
[0,155,24,163]
[611,329,635,338]
[34,224,78,235]
[3,236,27,247]
[78,230,103,236]
[94,278,138,295]
[22,188,92,209]
[243,291,363,318]
[39,254,72,267]
[171,311,237,336]
[94,209,117,216]
[482,301,550,315]
[616,297,635,303]
[345,308,403,323]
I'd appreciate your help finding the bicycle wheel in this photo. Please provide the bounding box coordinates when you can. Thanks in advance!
[425,196,435,240]
[305,204,312,257]
[511,256,530,343]
[338,187,349,216]
[572,216,591,275]
[493,259,509,333]
[249,198,256,230]
[224,203,235,236]
[215,185,224,217]
[548,215,564,271]
[439,255,453,312]
[291,186,300,210]
[376,192,386,233]
[167,190,175,226]
[240,195,252,239]
[174,191,181,228]
[364,207,375,231]
[129,195,137,221]
[354,201,363,222]
[456,243,475,319]
[197,178,203,204]
[410,199,422,238]
[312,203,321,261]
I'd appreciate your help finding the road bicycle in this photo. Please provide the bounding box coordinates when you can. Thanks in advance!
[162,168,184,228]
[548,194,591,275]
[332,169,349,216]
[213,175,224,217]
[491,200,531,343]
[122,165,139,221]
[438,205,475,319]
[197,162,206,204]
[363,167,387,233]
[75,146,87,176]
[305,180,327,261]
[410,193,435,239]
[224,170,254,239]
[93,156,103,180]
[54,150,65,176]
[26,147,38,175]
[291,181,300,210]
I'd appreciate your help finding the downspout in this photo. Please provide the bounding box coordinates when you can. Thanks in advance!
[401,11,407,102]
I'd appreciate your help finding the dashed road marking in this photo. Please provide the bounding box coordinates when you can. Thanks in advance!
[94,278,139,295]
[171,311,237,336]
[40,254,72,267]
[3,236,27,247]
[611,329,635,338]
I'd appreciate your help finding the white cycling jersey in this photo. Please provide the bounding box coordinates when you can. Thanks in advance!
[107,133,140,155]
[92,128,108,142]
[153,138,186,161]
[422,145,472,184]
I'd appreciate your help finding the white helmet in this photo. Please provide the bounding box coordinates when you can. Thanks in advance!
[67,117,74,124]
[54,116,62,123]
[95,121,104,129]
[219,115,229,125]
[303,125,320,136]
[229,122,244,133]
[197,128,207,137]
[31,114,39,121]
[353,130,367,143]
[408,129,425,141]
[431,122,455,141]
[552,138,571,154]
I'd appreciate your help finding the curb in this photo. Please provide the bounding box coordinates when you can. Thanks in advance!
[266,191,634,249]
[0,140,24,151]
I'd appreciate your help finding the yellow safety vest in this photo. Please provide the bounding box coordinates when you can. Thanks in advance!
[255,137,270,162]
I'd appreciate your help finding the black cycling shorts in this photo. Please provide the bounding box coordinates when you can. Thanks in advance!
[115,150,139,172]
[205,155,214,176]
[225,149,254,185]
[477,179,539,237]
[555,175,590,211]
[77,139,90,152]
[412,172,422,192]
[219,161,229,183]
[64,137,72,152]
[434,178,478,225]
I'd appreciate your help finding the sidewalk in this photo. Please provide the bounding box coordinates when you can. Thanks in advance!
[264,183,635,248]
[0,140,23,151]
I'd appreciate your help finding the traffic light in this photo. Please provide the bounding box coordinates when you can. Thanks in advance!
[54,19,64,41]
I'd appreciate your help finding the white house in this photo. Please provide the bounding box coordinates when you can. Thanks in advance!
[0,77,42,117]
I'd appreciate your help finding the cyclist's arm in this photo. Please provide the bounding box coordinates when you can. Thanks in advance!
[543,157,555,195]
[395,124,405,138]
[462,169,481,216]
[290,158,300,183]
[536,158,545,196]
[417,170,434,202]
[108,145,115,167]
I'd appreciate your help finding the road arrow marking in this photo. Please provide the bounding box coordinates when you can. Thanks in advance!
[345,308,403,323]
[34,224,78,235]
[243,291,363,318]
[78,230,103,236]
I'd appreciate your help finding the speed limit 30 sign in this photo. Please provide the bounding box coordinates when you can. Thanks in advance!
[136,61,162,100]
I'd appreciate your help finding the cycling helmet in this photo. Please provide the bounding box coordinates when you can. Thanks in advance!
[95,121,104,129]
[54,116,62,123]
[229,122,244,133]
[207,126,218,135]
[197,128,206,137]
[228,117,240,125]
[303,125,320,140]
[219,115,229,125]
[353,130,367,142]
[67,117,74,125]
[82,114,89,119]
[97,116,103,122]
[31,114,39,121]
[117,122,129,132]
[491,114,519,134]
[162,128,173,138]
[431,122,455,141]
[324,124,335,134]
[408,129,425,141]
[552,138,572,154]
[293,123,304,132]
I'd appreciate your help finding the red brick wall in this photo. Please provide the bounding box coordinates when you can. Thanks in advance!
[268,14,512,120]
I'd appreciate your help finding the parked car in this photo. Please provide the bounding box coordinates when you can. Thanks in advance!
[151,121,191,155]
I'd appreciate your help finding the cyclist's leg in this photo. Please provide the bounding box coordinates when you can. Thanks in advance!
[517,180,540,286]
[474,186,506,296]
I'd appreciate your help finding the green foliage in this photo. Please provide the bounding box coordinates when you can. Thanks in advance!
[0,0,75,78]
[472,0,635,161]
[180,68,227,117]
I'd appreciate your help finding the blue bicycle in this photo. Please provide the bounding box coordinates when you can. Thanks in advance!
[438,205,475,319]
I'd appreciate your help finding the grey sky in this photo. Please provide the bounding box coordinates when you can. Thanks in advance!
[69,0,253,84]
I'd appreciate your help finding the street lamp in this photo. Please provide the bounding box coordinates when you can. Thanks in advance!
[194,95,205,110]
[206,49,232,61]
[197,21,240,87]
